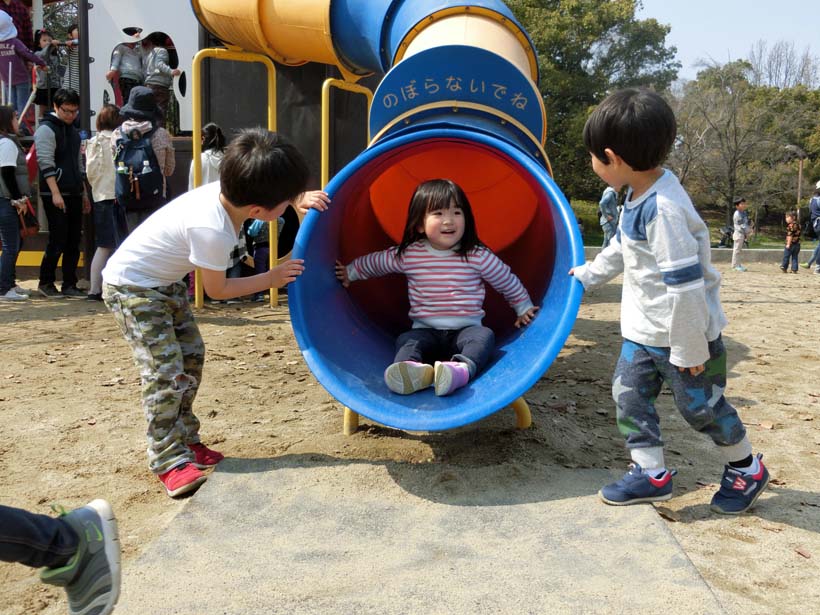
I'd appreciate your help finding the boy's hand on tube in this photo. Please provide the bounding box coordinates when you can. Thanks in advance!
[335,260,350,287]
[514,306,539,329]
[269,258,305,288]
[295,190,330,214]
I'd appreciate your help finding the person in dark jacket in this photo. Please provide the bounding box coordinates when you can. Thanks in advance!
[34,88,90,297]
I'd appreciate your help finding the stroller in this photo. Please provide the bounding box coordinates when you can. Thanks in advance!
[717,225,734,247]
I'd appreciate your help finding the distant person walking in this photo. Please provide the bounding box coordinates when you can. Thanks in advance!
[802,184,820,274]
[731,197,751,272]
[599,185,619,248]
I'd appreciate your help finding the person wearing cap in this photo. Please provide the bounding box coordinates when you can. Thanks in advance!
[106,28,144,107]
[112,85,175,231]
[731,197,751,272]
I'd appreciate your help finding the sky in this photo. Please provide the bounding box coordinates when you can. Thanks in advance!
[636,0,817,81]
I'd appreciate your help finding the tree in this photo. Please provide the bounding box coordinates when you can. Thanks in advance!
[506,0,679,199]
[748,40,819,89]
[43,1,78,41]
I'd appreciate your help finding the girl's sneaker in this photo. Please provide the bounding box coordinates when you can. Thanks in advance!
[599,464,676,505]
[40,499,121,615]
[12,285,30,296]
[433,361,470,396]
[189,442,225,469]
[384,361,434,394]
[710,453,769,515]
[158,463,207,498]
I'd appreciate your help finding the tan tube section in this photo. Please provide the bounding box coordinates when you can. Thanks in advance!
[399,14,533,83]
[192,0,363,79]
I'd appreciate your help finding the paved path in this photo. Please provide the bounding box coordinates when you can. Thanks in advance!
[116,456,725,614]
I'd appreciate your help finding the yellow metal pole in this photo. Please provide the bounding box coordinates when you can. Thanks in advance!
[321,78,372,186]
[512,397,532,429]
[190,48,277,308]
[343,407,359,436]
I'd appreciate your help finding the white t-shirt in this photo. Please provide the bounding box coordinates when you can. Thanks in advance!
[0,137,18,167]
[103,182,239,288]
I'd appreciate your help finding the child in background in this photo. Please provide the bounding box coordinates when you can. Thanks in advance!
[102,129,330,497]
[336,178,539,397]
[33,29,62,119]
[188,122,225,189]
[571,88,769,514]
[780,211,800,273]
[85,104,126,301]
[0,12,46,115]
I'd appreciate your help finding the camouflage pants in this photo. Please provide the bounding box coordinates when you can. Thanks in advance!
[612,336,747,453]
[103,281,205,474]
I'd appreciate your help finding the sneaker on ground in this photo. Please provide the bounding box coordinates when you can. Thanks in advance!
[39,499,121,615]
[189,442,225,469]
[86,292,103,301]
[802,262,811,269]
[62,285,86,298]
[710,453,769,515]
[0,288,28,301]
[733,265,747,272]
[38,283,64,298]
[158,463,207,498]
[433,361,470,396]
[779,266,787,273]
[599,464,676,506]
[384,361,434,394]
[12,285,30,296]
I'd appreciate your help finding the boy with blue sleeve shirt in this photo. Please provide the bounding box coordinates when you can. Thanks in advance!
[571,89,769,514]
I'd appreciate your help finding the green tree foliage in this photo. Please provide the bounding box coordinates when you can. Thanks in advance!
[506,0,679,199]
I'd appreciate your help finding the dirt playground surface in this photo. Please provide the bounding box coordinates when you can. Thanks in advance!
[1,263,818,615]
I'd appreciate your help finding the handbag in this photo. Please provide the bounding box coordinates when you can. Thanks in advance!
[17,197,40,237]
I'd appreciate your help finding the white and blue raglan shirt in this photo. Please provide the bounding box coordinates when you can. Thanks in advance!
[573,169,728,368]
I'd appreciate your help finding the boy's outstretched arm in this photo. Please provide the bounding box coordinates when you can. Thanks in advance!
[294,190,330,214]
[200,259,306,300]
[570,231,624,289]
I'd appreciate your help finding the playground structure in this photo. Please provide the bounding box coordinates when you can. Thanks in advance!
[193,0,585,433]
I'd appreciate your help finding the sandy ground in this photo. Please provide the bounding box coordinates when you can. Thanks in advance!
[1,263,818,615]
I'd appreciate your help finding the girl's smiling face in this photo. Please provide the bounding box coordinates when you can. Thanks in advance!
[419,200,465,250]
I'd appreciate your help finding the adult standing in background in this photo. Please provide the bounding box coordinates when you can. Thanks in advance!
[0,0,32,49]
[35,88,90,298]
[731,197,751,272]
[599,185,619,248]
[107,37,143,106]
[802,184,820,274]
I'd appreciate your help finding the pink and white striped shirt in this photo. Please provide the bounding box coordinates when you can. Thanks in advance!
[347,240,534,330]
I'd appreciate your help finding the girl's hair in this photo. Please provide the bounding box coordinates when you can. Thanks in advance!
[396,178,481,259]
[0,105,17,137]
[96,104,121,131]
[202,122,226,152]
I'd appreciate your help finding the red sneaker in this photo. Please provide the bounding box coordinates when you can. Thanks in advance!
[158,463,207,498]
[189,442,225,469]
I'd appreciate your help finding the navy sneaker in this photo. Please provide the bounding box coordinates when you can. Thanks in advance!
[599,464,676,506]
[710,453,769,515]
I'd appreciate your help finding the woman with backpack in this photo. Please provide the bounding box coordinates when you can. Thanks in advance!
[802,185,820,274]
[113,86,175,232]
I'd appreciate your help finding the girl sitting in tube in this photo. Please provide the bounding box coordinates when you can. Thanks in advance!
[335,178,539,396]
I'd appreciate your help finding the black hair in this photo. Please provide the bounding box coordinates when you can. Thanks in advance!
[52,88,80,108]
[219,128,310,210]
[0,105,17,136]
[734,197,746,207]
[396,178,481,259]
[583,88,676,172]
[202,122,226,153]
[68,24,79,36]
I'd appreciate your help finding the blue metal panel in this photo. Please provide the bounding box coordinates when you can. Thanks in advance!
[288,127,583,432]
[369,45,543,148]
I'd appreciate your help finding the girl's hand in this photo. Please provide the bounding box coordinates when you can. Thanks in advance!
[268,258,305,288]
[295,190,330,214]
[335,260,350,287]
[514,306,539,329]
[677,364,705,376]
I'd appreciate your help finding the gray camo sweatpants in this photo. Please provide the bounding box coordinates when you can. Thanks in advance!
[103,281,204,474]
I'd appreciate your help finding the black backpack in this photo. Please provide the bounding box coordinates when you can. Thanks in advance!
[114,128,164,211]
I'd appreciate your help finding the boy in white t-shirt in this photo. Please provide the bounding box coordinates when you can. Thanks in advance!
[102,128,330,498]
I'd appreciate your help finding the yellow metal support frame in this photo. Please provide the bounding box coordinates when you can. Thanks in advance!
[320,78,373,187]
[191,48,279,308]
